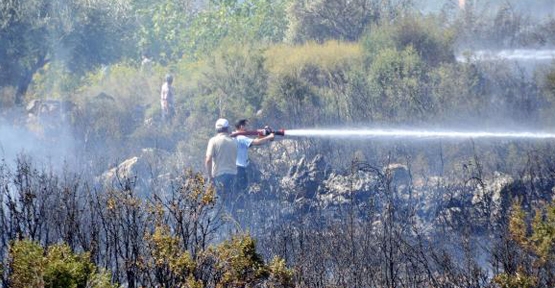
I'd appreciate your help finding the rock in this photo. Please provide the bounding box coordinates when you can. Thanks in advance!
[470,172,514,225]
[26,99,76,117]
[100,148,172,197]
[24,99,78,139]
[94,92,115,101]
[318,171,378,206]
[383,163,411,195]
[279,154,330,199]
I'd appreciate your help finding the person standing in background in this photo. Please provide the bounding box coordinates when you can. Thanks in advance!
[160,74,175,122]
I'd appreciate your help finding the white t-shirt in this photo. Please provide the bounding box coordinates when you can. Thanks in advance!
[236,135,254,167]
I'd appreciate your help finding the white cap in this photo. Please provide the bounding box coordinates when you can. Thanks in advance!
[215,118,229,129]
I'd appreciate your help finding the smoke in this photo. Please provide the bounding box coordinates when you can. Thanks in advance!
[0,122,76,170]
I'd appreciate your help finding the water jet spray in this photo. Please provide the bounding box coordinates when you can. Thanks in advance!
[231,126,555,140]
[282,128,555,139]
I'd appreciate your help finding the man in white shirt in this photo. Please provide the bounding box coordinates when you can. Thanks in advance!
[233,119,274,193]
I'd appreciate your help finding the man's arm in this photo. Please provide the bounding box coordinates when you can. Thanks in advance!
[205,155,213,183]
[251,133,274,146]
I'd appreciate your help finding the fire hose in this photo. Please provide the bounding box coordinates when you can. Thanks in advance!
[230,126,285,138]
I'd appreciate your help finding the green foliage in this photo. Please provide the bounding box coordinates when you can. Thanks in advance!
[366,46,429,122]
[43,244,94,288]
[144,227,294,287]
[362,15,455,67]
[493,266,537,288]
[211,234,269,286]
[512,202,555,259]
[500,200,555,287]
[59,3,135,75]
[267,256,295,287]
[30,62,80,98]
[135,0,289,62]
[144,225,197,285]
[285,0,414,43]
[265,41,362,77]
[540,66,555,122]
[357,15,460,124]
[0,0,134,104]
[509,200,528,247]
[530,205,555,260]
[8,240,114,288]
[8,240,45,288]
[545,67,555,100]
[74,63,161,155]
[427,62,488,123]
[134,0,195,62]
[265,74,320,127]
[264,41,362,126]
[198,45,269,120]
[185,0,288,59]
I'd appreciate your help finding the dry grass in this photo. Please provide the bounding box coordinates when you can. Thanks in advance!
[264,41,362,76]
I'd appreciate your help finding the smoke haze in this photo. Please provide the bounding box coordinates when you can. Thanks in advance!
[0,122,76,170]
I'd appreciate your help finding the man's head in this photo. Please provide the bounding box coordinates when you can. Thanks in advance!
[235,119,248,131]
[215,118,230,133]
[165,74,173,84]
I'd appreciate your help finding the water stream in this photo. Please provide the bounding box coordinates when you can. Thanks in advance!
[284,128,555,139]
[456,49,555,62]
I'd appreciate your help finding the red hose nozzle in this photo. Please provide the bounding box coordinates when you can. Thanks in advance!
[274,129,285,136]
[230,128,286,138]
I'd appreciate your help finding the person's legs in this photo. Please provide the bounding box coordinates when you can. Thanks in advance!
[161,107,167,122]
[213,174,236,235]
[234,166,248,193]
[233,166,249,218]
[214,173,236,209]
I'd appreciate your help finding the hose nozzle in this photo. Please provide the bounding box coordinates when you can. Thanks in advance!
[259,126,285,136]
[230,127,286,138]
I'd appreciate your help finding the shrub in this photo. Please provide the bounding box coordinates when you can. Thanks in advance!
[210,234,269,286]
[8,240,114,288]
[362,15,455,67]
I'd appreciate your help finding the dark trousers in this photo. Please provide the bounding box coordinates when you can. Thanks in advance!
[234,166,248,193]
[214,173,236,202]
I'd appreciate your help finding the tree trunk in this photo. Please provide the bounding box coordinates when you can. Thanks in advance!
[14,55,49,106]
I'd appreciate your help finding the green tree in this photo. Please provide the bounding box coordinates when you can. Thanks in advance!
[366,46,429,123]
[361,15,455,68]
[134,0,289,62]
[0,0,133,105]
[286,0,413,43]
[427,62,488,124]
[210,234,270,286]
[198,45,269,119]
[7,240,44,288]
[133,0,196,63]
[186,0,289,59]
[8,240,114,288]
[495,200,555,287]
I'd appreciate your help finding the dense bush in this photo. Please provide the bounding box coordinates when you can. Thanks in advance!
[8,240,114,288]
